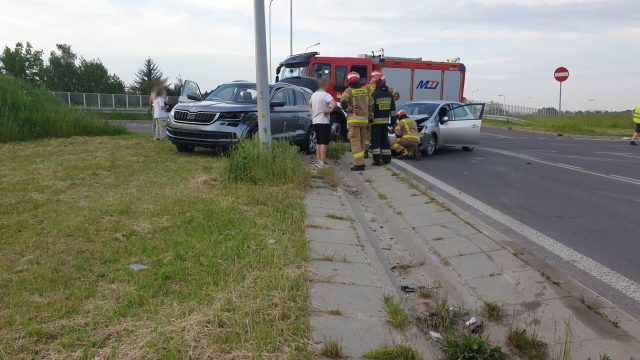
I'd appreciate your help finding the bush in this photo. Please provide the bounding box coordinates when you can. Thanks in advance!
[0,75,127,143]
[443,333,504,360]
[223,138,308,187]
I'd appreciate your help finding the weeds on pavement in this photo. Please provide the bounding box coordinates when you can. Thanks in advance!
[507,327,548,360]
[383,295,410,330]
[443,333,504,360]
[481,301,505,323]
[362,343,421,360]
[327,141,350,160]
[320,338,344,358]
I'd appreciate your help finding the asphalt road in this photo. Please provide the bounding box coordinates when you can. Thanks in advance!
[400,127,640,316]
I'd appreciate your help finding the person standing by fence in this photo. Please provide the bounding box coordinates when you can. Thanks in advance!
[150,80,169,140]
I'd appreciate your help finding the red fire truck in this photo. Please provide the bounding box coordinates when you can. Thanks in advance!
[275,52,466,140]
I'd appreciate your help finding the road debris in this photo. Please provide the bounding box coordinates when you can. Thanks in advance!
[128,263,148,271]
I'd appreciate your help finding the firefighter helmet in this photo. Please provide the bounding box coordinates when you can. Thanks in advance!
[347,71,361,84]
[370,70,382,78]
[372,74,386,86]
[397,110,408,118]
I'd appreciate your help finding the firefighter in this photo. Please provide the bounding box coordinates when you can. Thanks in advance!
[631,104,640,146]
[341,71,373,171]
[365,70,400,155]
[392,110,421,159]
[370,74,396,165]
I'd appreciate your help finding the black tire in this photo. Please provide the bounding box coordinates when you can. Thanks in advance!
[175,143,195,153]
[302,126,318,155]
[462,146,475,152]
[330,112,348,142]
[421,133,437,157]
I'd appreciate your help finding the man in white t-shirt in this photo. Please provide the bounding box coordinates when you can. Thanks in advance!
[309,78,337,168]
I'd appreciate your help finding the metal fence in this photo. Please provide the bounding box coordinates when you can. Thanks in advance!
[51,92,180,112]
[468,99,558,117]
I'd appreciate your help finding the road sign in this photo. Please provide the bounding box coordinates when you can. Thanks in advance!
[554,67,569,82]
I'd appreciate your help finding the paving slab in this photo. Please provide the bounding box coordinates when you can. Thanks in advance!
[448,249,529,280]
[426,234,485,258]
[306,215,353,230]
[556,336,640,359]
[307,228,359,246]
[305,196,342,209]
[310,241,367,263]
[465,232,503,252]
[466,269,571,305]
[306,204,345,217]
[310,282,387,318]
[310,316,405,358]
[414,223,462,241]
[401,206,457,227]
[310,260,379,286]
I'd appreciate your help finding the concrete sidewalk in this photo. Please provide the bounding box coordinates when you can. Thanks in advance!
[350,163,640,358]
[305,176,430,359]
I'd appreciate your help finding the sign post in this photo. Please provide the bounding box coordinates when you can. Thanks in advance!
[253,0,272,153]
[554,67,569,114]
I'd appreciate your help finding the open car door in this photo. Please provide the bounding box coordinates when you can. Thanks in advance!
[178,80,203,103]
[439,103,485,146]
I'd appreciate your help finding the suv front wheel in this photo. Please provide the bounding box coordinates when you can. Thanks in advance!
[175,143,195,153]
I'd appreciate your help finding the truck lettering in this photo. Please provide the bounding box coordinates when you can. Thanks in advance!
[416,80,439,90]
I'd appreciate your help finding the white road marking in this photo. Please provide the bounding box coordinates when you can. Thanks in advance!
[393,160,640,302]
[481,133,514,139]
[595,152,640,160]
[485,148,640,186]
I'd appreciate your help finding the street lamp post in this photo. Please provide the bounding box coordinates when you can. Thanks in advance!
[498,94,506,116]
[269,0,276,81]
[305,42,320,53]
[289,0,293,55]
[253,0,272,153]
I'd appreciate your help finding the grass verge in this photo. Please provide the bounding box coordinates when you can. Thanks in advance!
[362,343,421,360]
[327,141,350,160]
[0,136,310,358]
[0,75,127,143]
[484,113,634,137]
[92,111,152,121]
[383,295,410,331]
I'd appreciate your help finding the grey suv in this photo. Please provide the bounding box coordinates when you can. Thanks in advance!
[167,80,316,153]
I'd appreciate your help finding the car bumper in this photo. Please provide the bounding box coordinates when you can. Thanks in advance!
[167,119,251,148]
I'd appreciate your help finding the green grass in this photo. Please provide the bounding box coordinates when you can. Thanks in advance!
[484,113,634,136]
[223,138,308,187]
[92,111,152,121]
[362,343,421,360]
[327,141,350,160]
[319,338,343,358]
[0,75,127,143]
[481,301,505,323]
[383,295,410,331]
[427,300,454,333]
[443,333,504,360]
[507,328,548,360]
[0,136,310,358]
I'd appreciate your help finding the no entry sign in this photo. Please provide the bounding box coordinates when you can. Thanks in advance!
[554,67,569,82]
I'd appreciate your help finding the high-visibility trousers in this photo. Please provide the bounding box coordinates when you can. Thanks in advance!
[348,123,368,166]
[392,137,419,157]
[370,124,392,164]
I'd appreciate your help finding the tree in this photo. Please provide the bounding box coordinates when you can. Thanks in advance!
[0,42,45,84]
[130,57,167,95]
[166,74,183,96]
[46,44,78,91]
[76,58,125,93]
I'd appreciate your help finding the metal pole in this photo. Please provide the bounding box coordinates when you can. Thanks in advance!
[253,0,272,153]
[83,93,86,107]
[112,94,115,109]
[289,0,292,55]
[269,0,275,81]
[559,82,562,114]
[67,92,71,106]
[98,94,101,108]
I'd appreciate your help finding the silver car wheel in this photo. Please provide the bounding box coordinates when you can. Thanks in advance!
[425,135,437,156]
[308,129,318,153]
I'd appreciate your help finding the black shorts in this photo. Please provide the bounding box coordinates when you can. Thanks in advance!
[635,123,640,132]
[313,123,331,145]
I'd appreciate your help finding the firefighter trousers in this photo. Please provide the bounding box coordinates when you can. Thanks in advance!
[370,124,391,164]
[348,124,368,166]
[364,124,371,152]
[392,138,419,158]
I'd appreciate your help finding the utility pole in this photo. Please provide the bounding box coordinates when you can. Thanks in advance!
[253,0,272,153]
[269,0,276,81]
[289,0,293,55]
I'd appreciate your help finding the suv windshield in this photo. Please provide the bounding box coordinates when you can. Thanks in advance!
[205,83,259,103]
[278,65,309,80]
[398,103,440,118]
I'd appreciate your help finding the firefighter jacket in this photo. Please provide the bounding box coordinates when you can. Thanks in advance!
[371,85,397,125]
[341,85,373,125]
[394,117,420,142]
[634,106,640,124]
[368,83,400,101]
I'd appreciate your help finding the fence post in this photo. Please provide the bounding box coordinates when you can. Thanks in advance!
[126,95,129,109]
[98,93,101,108]
[139,95,143,109]
[112,94,115,109]
[67,92,71,106]
[83,93,86,107]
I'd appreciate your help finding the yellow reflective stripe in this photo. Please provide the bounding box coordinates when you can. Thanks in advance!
[403,135,421,141]
[348,119,369,124]
[381,149,392,155]
[371,149,381,154]
[353,151,365,158]
[373,118,389,124]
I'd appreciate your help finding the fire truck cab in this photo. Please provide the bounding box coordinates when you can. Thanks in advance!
[275,52,466,140]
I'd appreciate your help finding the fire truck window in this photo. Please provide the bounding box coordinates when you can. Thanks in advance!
[312,63,331,80]
[334,66,347,91]
[350,65,368,85]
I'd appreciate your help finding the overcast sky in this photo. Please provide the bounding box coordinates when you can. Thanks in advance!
[2,0,639,110]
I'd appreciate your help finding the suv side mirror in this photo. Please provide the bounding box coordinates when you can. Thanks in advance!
[270,101,286,108]
[187,94,201,101]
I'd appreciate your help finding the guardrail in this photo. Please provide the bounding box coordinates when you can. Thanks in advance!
[51,92,179,113]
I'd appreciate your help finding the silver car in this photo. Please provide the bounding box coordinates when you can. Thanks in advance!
[392,101,485,157]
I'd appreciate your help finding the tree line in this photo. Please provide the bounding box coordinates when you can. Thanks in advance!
[0,42,181,95]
